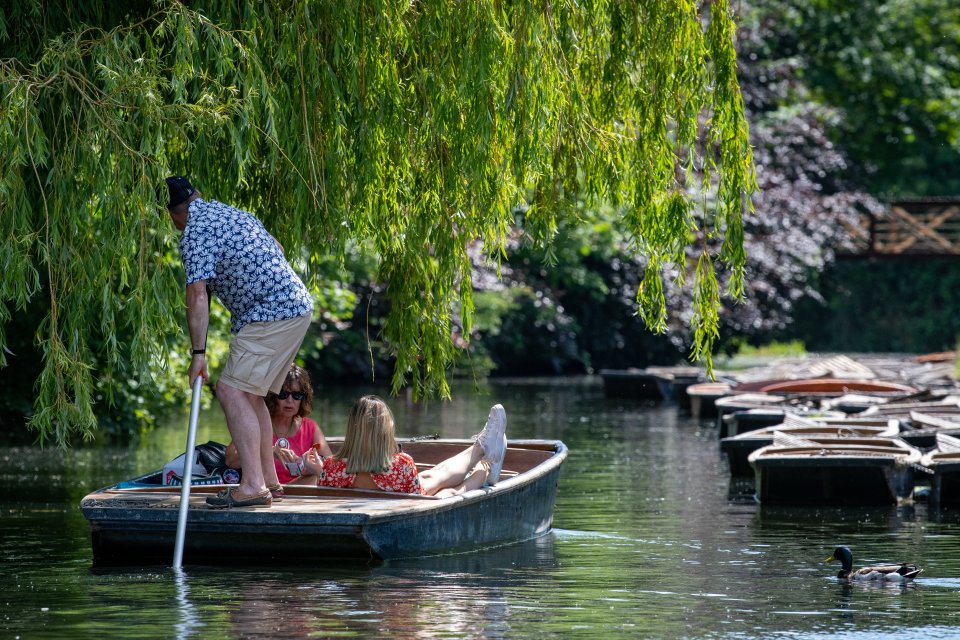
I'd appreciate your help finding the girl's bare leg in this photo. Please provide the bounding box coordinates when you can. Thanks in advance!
[419,443,485,495]
[432,461,491,498]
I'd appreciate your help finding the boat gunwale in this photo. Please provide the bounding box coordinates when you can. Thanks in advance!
[733,378,917,396]
[721,424,899,445]
[748,438,922,466]
[80,439,568,526]
[80,439,568,564]
[921,432,960,468]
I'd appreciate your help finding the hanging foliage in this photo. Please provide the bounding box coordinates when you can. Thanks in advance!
[0,0,755,444]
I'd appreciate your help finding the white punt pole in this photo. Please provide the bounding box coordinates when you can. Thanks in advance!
[173,376,204,569]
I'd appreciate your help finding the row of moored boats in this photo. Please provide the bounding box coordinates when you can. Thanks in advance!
[602,353,960,506]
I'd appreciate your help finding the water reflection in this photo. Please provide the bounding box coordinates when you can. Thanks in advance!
[8,379,960,638]
[217,536,556,638]
[925,507,960,524]
[753,504,910,533]
[174,569,202,640]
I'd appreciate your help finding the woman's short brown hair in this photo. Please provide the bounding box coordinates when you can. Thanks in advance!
[265,364,314,417]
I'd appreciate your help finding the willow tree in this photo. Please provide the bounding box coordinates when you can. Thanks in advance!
[0,1,755,444]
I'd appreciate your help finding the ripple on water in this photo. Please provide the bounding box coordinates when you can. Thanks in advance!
[5,383,960,638]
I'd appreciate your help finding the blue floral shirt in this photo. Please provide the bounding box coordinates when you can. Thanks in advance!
[179,198,313,333]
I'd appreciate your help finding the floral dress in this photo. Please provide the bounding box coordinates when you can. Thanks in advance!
[317,452,424,494]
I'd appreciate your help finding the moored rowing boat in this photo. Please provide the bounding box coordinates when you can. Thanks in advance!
[721,418,900,477]
[748,435,921,506]
[921,432,960,508]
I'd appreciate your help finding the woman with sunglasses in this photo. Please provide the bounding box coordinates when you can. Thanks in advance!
[225,364,333,494]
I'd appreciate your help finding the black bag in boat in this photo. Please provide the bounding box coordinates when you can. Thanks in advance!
[161,440,230,486]
[194,440,229,475]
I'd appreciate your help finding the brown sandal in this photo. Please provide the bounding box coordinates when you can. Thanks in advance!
[267,484,284,501]
[205,487,272,509]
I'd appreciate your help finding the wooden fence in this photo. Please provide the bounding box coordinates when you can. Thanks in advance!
[849,199,960,256]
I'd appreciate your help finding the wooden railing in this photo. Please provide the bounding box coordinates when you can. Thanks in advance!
[856,199,960,256]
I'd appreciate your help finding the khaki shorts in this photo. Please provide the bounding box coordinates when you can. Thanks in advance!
[219,313,312,396]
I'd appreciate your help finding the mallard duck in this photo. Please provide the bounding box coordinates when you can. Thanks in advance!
[826,545,922,582]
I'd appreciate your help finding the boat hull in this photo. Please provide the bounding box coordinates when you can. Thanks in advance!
[646,367,701,410]
[752,456,914,506]
[719,409,787,439]
[721,438,765,477]
[81,439,567,566]
[721,422,900,478]
[598,369,663,399]
[687,382,732,419]
[921,436,960,508]
[929,463,960,508]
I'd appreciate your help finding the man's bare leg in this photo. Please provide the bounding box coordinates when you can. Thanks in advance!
[217,380,272,496]
[253,395,280,487]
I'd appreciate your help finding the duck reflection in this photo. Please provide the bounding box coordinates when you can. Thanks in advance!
[222,535,557,638]
[835,575,918,617]
[831,573,920,627]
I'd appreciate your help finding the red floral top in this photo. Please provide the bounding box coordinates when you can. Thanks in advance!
[317,452,424,494]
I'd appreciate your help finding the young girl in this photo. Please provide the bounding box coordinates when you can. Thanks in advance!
[302,395,507,497]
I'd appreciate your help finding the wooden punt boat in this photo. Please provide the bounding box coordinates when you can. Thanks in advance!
[712,378,916,431]
[732,378,917,396]
[860,397,960,420]
[687,381,734,419]
[722,408,852,439]
[80,439,567,567]
[821,392,896,414]
[720,417,900,477]
[598,368,663,399]
[921,432,960,508]
[719,407,790,439]
[901,410,960,449]
[858,400,960,447]
[646,366,702,409]
[713,393,788,434]
[748,434,921,506]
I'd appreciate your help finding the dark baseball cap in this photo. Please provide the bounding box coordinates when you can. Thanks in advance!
[165,176,195,210]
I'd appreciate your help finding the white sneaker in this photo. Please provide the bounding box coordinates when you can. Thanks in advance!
[475,404,507,484]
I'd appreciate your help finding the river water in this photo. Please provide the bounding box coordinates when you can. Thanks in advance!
[4,377,960,638]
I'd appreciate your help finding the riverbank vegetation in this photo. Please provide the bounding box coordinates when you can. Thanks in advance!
[1,1,755,444]
[2,1,959,444]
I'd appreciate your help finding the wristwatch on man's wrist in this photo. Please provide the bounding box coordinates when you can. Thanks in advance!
[191,348,205,355]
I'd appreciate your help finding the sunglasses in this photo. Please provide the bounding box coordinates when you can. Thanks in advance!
[276,390,305,401]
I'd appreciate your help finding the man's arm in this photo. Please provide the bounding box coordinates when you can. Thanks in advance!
[186,280,209,383]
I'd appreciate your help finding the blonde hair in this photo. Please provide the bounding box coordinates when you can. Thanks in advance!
[337,395,398,473]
